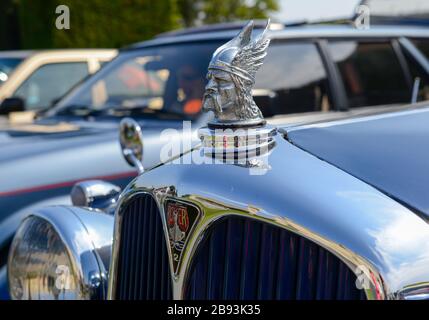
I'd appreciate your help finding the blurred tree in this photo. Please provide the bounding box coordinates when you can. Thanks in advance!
[0,0,21,50]
[17,0,57,48]
[1,0,278,50]
[17,0,181,49]
[177,0,279,27]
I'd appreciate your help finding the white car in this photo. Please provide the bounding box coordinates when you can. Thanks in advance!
[0,49,117,122]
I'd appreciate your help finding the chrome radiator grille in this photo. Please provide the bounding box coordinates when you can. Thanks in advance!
[115,194,172,300]
[184,216,366,300]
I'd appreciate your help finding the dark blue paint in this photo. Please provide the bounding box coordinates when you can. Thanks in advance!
[276,231,298,299]
[223,219,243,299]
[0,266,10,300]
[286,107,429,219]
[184,216,365,300]
[239,220,261,300]
[116,194,172,300]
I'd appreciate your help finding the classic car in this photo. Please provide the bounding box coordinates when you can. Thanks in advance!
[0,49,117,123]
[6,20,429,301]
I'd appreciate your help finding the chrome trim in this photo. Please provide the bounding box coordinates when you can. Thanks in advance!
[109,134,429,300]
[9,206,114,300]
[119,118,144,174]
[397,282,429,300]
[71,180,121,211]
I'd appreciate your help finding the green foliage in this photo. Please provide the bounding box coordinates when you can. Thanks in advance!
[177,0,279,27]
[0,0,278,50]
[10,0,181,49]
[18,0,57,48]
[50,0,181,48]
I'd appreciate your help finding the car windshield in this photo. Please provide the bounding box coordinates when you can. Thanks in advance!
[51,42,222,119]
[0,58,24,84]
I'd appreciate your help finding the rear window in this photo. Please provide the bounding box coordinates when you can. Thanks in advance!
[329,41,410,108]
[256,42,331,116]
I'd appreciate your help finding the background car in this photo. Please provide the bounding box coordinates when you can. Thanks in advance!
[2,21,429,298]
[0,49,117,122]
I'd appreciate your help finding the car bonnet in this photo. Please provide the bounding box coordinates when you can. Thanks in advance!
[283,105,429,221]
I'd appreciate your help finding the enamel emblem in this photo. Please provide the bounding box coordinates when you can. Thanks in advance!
[165,200,200,275]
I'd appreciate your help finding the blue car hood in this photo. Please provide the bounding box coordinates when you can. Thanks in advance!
[285,106,429,220]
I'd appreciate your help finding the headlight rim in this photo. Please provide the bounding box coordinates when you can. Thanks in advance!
[7,206,109,300]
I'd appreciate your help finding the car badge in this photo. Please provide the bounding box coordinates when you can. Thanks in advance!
[165,200,200,275]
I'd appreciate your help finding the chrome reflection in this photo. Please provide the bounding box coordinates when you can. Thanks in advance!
[119,117,144,173]
[109,133,429,300]
[8,206,113,300]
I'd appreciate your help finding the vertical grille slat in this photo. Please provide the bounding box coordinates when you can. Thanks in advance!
[239,220,261,299]
[258,226,280,299]
[239,220,251,300]
[145,198,154,299]
[116,194,172,300]
[296,238,319,299]
[256,224,267,299]
[207,221,227,299]
[152,201,161,300]
[132,198,142,299]
[128,199,138,299]
[184,216,365,300]
[138,196,149,299]
[315,248,327,299]
[275,231,298,299]
[222,219,231,299]
[223,218,243,299]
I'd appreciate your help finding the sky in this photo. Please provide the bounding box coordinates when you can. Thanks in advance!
[271,0,360,22]
[271,0,429,22]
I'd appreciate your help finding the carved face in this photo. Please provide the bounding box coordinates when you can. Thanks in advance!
[202,69,237,114]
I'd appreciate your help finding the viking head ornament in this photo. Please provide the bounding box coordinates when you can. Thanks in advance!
[202,20,271,127]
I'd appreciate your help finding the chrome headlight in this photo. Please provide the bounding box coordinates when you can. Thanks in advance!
[7,207,113,300]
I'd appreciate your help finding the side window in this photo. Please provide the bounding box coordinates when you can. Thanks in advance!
[328,41,410,108]
[255,42,331,116]
[412,39,429,59]
[84,56,169,108]
[13,62,89,110]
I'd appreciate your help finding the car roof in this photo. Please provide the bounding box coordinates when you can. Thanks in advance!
[125,23,429,51]
[0,50,34,59]
[0,49,117,59]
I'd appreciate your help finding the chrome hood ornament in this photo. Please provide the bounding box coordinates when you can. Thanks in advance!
[202,20,271,127]
[198,20,276,175]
